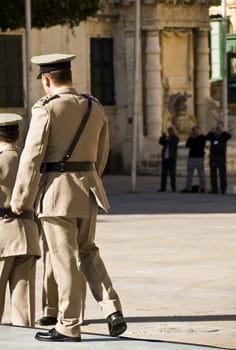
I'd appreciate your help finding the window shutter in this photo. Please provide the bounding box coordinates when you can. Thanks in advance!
[90,38,115,106]
[0,35,23,108]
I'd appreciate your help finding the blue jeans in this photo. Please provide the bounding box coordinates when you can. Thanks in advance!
[184,157,205,191]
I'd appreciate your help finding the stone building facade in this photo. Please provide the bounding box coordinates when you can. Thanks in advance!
[0,0,223,175]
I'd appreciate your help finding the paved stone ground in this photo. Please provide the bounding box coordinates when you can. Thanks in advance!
[2,175,236,349]
[0,324,227,350]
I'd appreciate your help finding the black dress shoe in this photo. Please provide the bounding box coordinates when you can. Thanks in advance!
[38,316,57,326]
[157,188,166,192]
[35,328,81,342]
[107,311,127,337]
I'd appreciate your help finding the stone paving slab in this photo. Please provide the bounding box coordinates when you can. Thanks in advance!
[0,325,228,350]
[2,176,236,349]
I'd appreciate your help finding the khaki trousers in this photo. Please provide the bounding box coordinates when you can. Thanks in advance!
[40,216,82,337]
[40,192,123,337]
[0,255,36,326]
[77,194,122,318]
[42,237,86,324]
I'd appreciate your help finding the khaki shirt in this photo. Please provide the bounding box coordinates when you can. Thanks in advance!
[0,144,40,257]
[11,87,110,218]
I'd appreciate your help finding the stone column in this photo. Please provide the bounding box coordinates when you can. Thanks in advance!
[124,30,136,138]
[228,0,236,32]
[195,28,210,133]
[145,29,162,139]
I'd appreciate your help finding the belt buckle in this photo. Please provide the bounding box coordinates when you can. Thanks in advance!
[3,214,9,219]
[59,162,65,172]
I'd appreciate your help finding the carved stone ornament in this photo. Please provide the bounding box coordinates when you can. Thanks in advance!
[166,92,196,135]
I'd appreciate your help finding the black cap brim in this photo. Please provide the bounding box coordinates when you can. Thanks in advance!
[36,61,71,79]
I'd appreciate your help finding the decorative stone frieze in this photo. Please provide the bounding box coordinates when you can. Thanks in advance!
[157,3,212,30]
[226,0,236,6]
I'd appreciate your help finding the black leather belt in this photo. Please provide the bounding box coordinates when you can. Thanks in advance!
[40,161,95,173]
[0,208,34,220]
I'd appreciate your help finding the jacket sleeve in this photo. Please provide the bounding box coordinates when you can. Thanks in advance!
[223,131,231,141]
[96,117,109,177]
[159,136,167,146]
[206,132,213,141]
[186,137,191,148]
[10,104,51,210]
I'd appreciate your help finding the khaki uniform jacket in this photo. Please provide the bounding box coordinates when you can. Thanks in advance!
[11,87,110,218]
[0,144,40,257]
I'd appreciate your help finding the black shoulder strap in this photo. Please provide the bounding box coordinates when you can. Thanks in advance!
[62,97,92,162]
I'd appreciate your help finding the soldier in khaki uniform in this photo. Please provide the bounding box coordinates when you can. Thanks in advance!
[11,54,127,342]
[0,114,40,326]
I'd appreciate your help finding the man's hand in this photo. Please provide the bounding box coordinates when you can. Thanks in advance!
[10,206,23,215]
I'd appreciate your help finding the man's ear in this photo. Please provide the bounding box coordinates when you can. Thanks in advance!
[42,74,51,88]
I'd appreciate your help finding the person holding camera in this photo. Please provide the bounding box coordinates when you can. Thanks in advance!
[206,121,231,194]
[158,125,179,192]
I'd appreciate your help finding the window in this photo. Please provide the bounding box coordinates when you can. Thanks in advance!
[228,51,236,104]
[230,56,236,77]
[0,35,24,107]
[90,38,115,105]
[210,19,222,81]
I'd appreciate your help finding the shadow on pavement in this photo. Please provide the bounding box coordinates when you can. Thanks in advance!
[81,330,230,350]
[85,314,236,324]
[100,192,236,215]
[100,175,236,214]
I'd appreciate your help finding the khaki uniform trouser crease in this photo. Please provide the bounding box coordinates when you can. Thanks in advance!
[0,255,36,326]
[42,237,86,324]
[40,216,82,337]
[77,194,122,318]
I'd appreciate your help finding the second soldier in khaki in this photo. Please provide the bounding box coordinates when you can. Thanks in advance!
[0,114,40,327]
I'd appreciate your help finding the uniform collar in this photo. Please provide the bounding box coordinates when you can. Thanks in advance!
[54,86,77,95]
[0,143,18,152]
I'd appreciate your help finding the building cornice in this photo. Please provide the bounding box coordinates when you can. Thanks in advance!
[107,0,221,5]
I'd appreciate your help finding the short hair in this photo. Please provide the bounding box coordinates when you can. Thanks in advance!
[45,68,72,84]
[167,125,176,132]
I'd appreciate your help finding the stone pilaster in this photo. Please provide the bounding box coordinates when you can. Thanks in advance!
[195,28,210,133]
[228,0,236,32]
[145,29,162,139]
[123,30,136,138]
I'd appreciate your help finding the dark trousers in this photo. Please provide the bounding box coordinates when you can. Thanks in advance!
[160,158,176,191]
[210,158,227,193]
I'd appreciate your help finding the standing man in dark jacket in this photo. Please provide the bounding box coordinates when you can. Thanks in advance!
[206,121,231,194]
[181,126,206,193]
[158,125,179,192]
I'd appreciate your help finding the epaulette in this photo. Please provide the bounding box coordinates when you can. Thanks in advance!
[37,94,60,106]
[79,93,100,105]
